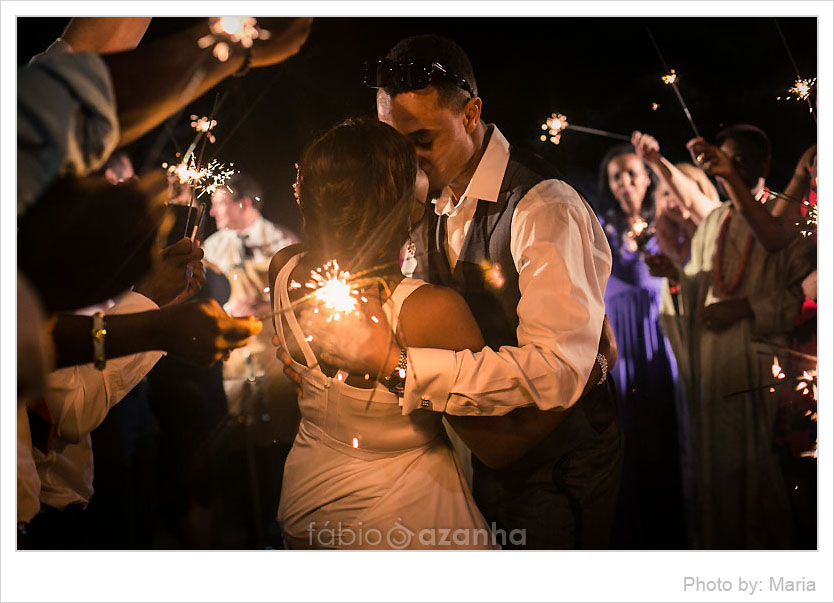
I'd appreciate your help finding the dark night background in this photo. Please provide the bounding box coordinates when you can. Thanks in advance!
[18,17,817,238]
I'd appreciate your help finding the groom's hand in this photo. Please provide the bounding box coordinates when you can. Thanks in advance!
[273,336,303,397]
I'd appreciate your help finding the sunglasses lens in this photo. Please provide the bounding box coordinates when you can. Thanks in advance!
[364,59,394,88]
[404,63,431,89]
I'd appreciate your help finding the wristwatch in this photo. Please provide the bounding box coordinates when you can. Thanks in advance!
[383,348,408,396]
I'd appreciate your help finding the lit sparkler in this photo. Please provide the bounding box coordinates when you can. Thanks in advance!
[190,115,218,143]
[797,201,817,238]
[198,17,271,62]
[623,217,655,253]
[194,159,236,198]
[787,77,816,102]
[774,19,817,123]
[661,70,678,85]
[480,260,506,289]
[305,260,360,321]
[772,356,786,380]
[646,29,701,138]
[540,112,630,146]
[164,155,208,187]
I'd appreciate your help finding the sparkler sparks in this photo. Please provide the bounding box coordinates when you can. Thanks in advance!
[198,17,271,62]
[542,113,569,145]
[195,159,236,198]
[164,155,208,188]
[480,260,506,289]
[661,70,678,85]
[778,78,816,103]
[306,260,360,321]
[539,112,630,145]
[623,218,655,253]
[190,115,218,143]
[163,157,236,198]
[796,200,817,238]
[788,77,815,101]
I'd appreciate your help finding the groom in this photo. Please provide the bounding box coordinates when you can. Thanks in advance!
[289,35,623,549]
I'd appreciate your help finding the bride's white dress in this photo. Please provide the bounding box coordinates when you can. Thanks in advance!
[273,254,495,549]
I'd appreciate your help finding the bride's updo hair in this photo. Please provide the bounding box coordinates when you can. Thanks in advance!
[296,117,417,273]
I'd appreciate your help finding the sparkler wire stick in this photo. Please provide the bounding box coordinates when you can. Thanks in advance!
[774,19,817,123]
[566,124,631,142]
[756,347,817,363]
[724,381,789,398]
[646,28,701,138]
[185,92,224,237]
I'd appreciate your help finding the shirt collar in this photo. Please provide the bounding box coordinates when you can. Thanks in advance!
[239,214,265,241]
[433,124,510,216]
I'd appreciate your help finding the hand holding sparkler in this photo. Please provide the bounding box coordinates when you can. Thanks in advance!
[644,253,681,282]
[161,298,262,367]
[134,237,206,307]
[686,138,735,180]
[631,131,662,166]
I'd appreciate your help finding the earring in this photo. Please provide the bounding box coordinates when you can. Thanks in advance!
[402,221,418,277]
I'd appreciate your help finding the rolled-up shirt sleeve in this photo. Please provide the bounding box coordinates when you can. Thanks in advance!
[404,180,612,416]
[18,49,119,213]
[46,292,162,443]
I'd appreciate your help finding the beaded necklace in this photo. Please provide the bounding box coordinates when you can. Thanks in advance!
[713,189,769,296]
[714,209,753,295]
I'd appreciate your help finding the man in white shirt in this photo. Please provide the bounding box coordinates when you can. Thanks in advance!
[318,35,623,549]
[202,173,303,464]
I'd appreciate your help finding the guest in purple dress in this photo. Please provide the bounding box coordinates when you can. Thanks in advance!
[596,145,685,548]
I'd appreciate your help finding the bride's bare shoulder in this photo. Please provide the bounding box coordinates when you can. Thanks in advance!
[398,283,484,352]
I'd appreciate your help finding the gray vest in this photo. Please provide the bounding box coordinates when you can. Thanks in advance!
[426,146,565,350]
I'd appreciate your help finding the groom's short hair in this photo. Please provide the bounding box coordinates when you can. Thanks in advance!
[383,35,478,110]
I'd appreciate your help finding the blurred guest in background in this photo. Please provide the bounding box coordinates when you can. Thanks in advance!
[596,144,685,549]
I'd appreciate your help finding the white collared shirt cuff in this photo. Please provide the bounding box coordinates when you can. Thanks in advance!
[401,348,455,414]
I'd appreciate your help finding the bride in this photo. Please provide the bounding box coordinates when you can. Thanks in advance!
[268,117,497,549]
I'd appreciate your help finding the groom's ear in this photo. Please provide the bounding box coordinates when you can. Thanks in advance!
[462,97,482,134]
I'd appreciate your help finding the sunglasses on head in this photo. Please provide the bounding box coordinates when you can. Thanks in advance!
[363,58,474,98]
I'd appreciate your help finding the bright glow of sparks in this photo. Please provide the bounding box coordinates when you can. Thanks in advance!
[165,155,236,198]
[771,356,782,379]
[190,115,218,143]
[480,260,506,289]
[542,112,569,145]
[787,78,816,102]
[195,160,236,198]
[308,260,359,320]
[651,102,659,111]
[662,70,678,85]
[197,17,271,62]
[352,437,359,449]
[797,203,817,238]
